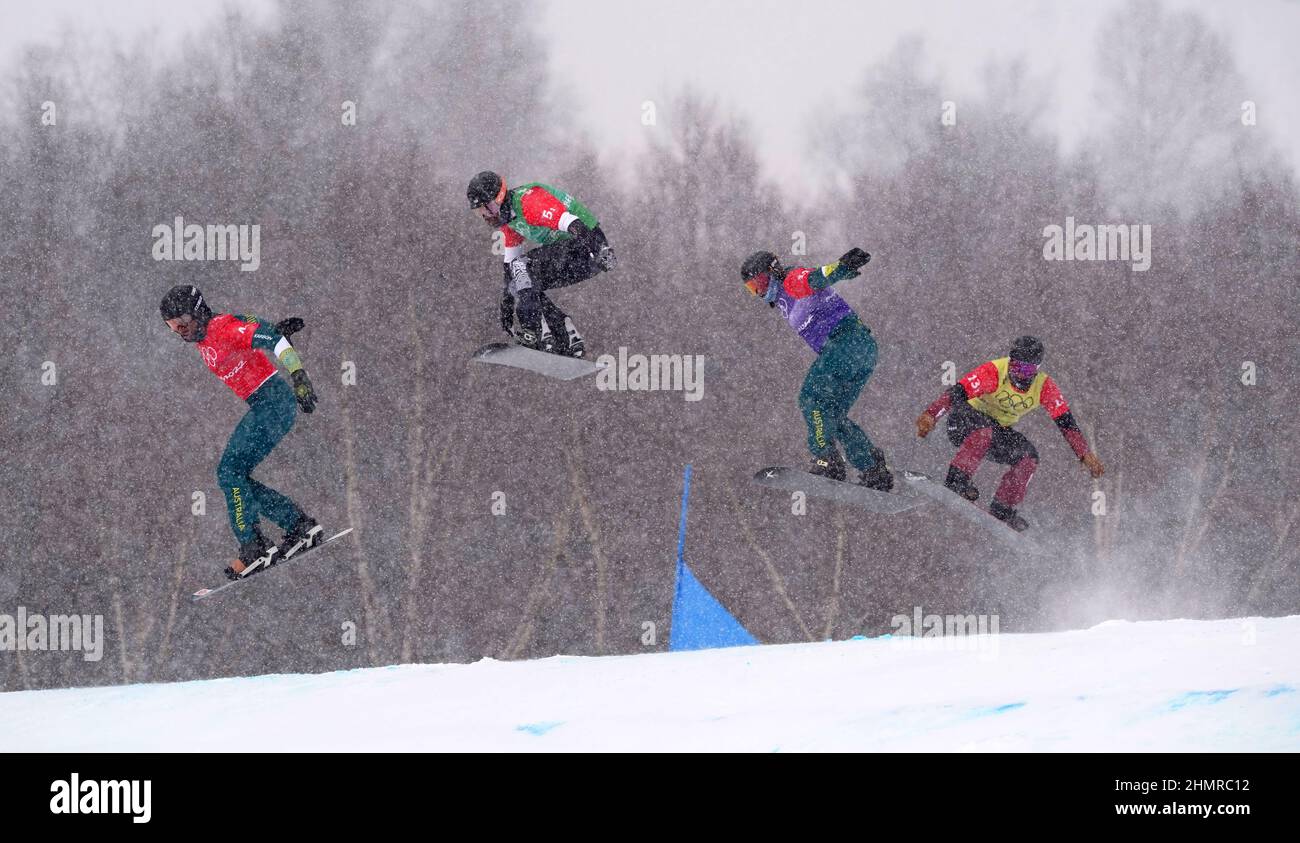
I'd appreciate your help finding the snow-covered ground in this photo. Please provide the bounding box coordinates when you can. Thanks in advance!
[2,616,1297,751]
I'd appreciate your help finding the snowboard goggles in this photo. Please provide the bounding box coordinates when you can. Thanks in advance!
[1008,360,1039,380]
[744,273,770,296]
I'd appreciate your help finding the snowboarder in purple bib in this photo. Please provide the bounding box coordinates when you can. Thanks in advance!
[740,248,894,491]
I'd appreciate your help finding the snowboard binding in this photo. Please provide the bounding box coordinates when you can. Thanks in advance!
[809,447,847,482]
[280,515,324,562]
[225,529,280,581]
[858,450,895,492]
[989,500,1030,532]
[944,466,980,502]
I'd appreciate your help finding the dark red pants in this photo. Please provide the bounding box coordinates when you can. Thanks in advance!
[945,403,1038,506]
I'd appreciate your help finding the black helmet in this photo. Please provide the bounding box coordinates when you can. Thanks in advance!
[160,284,212,322]
[740,250,783,282]
[160,284,213,342]
[467,171,504,208]
[1010,335,1044,365]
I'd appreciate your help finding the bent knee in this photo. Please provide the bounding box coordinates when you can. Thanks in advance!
[216,458,244,487]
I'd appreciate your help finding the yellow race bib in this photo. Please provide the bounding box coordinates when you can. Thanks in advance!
[968,357,1046,426]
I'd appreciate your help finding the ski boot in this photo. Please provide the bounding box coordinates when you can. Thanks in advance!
[280,514,324,562]
[989,500,1030,532]
[563,317,585,359]
[224,529,279,581]
[540,322,562,355]
[857,449,895,492]
[515,328,550,353]
[542,321,571,357]
[944,465,980,502]
[809,447,847,482]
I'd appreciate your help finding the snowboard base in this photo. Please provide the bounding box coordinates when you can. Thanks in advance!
[899,471,1044,553]
[753,466,926,515]
[471,342,605,381]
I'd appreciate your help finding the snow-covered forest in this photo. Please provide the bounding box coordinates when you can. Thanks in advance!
[1,0,1296,691]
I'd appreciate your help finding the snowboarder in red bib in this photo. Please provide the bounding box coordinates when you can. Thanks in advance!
[915,336,1105,531]
[160,285,324,580]
[740,247,895,491]
[467,171,615,358]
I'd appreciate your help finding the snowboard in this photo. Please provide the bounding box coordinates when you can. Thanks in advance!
[471,341,606,381]
[899,470,1044,552]
[753,466,927,515]
[190,527,354,603]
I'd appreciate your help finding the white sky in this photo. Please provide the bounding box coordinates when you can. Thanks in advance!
[3,0,1296,195]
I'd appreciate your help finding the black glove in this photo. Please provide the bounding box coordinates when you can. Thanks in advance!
[567,219,592,246]
[499,289,516,335]
[595,242,616,272]
[839,248,871,272]
[275,317,305,338]
[568,220,615,271]
[291,369,317,413]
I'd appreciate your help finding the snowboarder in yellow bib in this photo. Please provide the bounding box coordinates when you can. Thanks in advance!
[915,336,1105,531]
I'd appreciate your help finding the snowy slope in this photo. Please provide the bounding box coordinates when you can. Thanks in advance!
[1,616,1297,751]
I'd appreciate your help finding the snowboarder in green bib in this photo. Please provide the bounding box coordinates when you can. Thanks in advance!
[467,170,615,358]
[740,248,894,491]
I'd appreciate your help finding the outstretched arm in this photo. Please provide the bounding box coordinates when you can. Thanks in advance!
[1041,378,1103,477]
[786,248,872,297]
[811,248,871,290]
